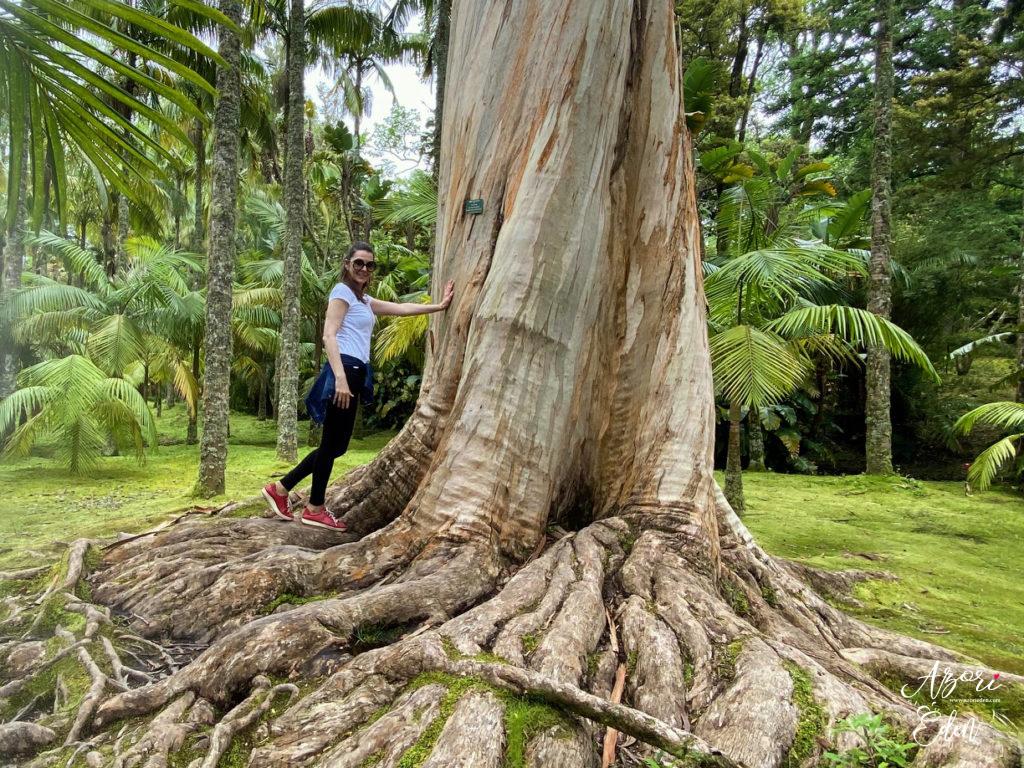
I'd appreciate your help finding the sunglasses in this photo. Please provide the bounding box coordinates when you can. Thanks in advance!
[351,258,376,272]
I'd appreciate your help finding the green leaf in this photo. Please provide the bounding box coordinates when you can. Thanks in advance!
[954,401,1024,435]
[709,325,809,407]
[768,304,938,380]
[965,434,1023,491]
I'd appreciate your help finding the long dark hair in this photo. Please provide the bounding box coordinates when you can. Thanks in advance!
[341,241,374,301]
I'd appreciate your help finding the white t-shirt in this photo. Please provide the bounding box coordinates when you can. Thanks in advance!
[329,282,376,363]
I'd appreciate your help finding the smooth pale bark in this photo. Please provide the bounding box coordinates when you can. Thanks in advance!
[865,0,895,475]
[276,0,305,462]
[197,0,243,497]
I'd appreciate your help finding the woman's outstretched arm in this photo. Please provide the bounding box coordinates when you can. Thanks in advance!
[370,280,454,317]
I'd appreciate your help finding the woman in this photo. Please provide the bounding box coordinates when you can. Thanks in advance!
[262,241,454,531]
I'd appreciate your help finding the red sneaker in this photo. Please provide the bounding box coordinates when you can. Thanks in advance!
[300,507,348,531]
[262,483,293,521]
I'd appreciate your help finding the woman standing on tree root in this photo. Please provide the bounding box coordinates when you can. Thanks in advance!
[262,241,454,531]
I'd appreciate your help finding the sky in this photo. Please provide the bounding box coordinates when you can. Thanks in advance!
[306,14,436,177]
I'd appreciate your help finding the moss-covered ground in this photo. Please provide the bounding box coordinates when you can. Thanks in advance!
[727,471,1024,676]
[0,407,394,570]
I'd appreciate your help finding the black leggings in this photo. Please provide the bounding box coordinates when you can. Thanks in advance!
[280,363,365,506]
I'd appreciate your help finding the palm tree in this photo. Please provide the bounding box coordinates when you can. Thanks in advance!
[243,0,377,461]
[704,151,936,512]
[0,0,229,396]
[0,355,156,473]
[954,402,1024,491]
[865,0,896,475]
[9,233,203,409]
[197,0,244,497]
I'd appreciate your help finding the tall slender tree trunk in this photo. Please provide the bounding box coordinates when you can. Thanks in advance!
[736,24,765,143]
[747,407,766,471]
[430,0,452,178]
[276,0,305,462]
[0,114,28,399]
[865,0,895,475]
[187,342,200,445]
[724,400,745,513]
[101,206,115,277]
[116,193,130,273]
[257,374,268,421]
[1016,192,1024,403]
[12,4,1021,767]
[192,121,206,254]
[197,0,243,497]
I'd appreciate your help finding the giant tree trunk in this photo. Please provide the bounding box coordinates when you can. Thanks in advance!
[3,3,1021,768]
[276,0,305,463]
[865,0,895,475]
[197,0,243,497]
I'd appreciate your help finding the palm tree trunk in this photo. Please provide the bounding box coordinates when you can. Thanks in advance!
[276,0,306,463]
[1017,192,1024,404]
[116,194,130,273]
[430,0,451,177]
[102,206,115,277]
[197,0,243,497]
[187,341,200,445]
[747,407,766,472]
[865,0,895,475]
[192,120,206,254]
[724,400,745,513]
[0,113,28,399]
[257,374,268,421]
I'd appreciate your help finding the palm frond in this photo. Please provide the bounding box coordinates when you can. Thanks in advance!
[954,401,1024,435]
[768,304,938,380]
[86,314,146,376]
[965,434,1023,491]
[709,325,809,407]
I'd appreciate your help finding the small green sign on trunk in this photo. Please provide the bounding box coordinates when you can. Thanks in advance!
[464,198,484,215]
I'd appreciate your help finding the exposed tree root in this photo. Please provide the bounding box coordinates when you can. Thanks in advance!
[3,499,1022,768]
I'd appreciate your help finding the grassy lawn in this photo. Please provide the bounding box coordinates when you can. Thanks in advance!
[0,407,394,571]
[734,471,1024,675]
[3,409,1021,680]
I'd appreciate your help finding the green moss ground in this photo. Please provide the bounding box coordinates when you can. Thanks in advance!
[728,471,1024,674]
[0,407,395,570]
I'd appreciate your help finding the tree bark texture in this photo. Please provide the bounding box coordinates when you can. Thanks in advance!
[865,0,895,475]
[276,0,305,463]
[747,408,765,472]
[725,400,745,513]
[0,111,28,399]
[197,0,243,497]
[2,3,1021,768]
[192,120,206,254]
[1016,192,1024,403]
